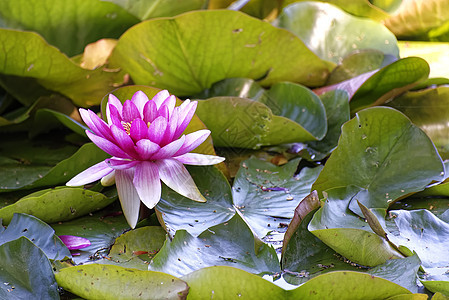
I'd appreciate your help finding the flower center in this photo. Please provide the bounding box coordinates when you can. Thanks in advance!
[121,120,152,135]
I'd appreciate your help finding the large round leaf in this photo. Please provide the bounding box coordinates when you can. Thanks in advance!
[278,2,399,64]
[55,264,189,299]
[148,214,280,277]
[0,0,139,56]
[108,10,330,96]
[312,107,444,215]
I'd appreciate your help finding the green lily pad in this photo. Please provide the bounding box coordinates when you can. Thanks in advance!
[55,264,189,299]
[312,107,444,216]
[148,213,280,277]
[326,50,397,85]
[290,271,411,299]
[0,237,59,300]
[282,0,393,21]
[0,29,123,107]
[309,186,403,267]
[232,157,322,237]
[156,165,234,237]
[0,0,139,56]
[0,138,110,191]
[157,158,321,239]
[0,213,70,260]
[387,86,449,159]
[106,0,207,20]
[305,89,350,159]
[399,41,449,79]
[278,2,399,64]
[196,97,323,149]
[108,226,166,262]
[262,82,327,141]
[314,57,430,113]
[0,186,116,225]
[193,77,266,100]
[281,191,362,285]
[31,108,88,137]
[51,208,130,264]
[384,0,449,41]
[108,10,329,96]
[422,281,449,297]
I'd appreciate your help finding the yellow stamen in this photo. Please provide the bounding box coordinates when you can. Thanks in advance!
[122,121,132,135]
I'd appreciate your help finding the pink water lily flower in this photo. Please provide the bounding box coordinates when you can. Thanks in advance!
[67,90,224,228]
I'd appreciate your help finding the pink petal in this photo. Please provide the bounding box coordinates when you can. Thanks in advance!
[133,161,161,209]
[105,158,138,170]
[158,105,169,120]
[110,125,139,159]
[131,91,149,117]
[160,95,176,117]
[148,116,168,145]
[59,235,91,250]
[135,139,160,160]
[160,110,178,146]
[152,90,170,109]
[86,130,132,159]
[115,169,141,228]
[174,153,225,165]
[107,104,123,127]
[151,135,185,160]
[66,161,113,186]
[174,101,197,138]
[143,100,157,124]
[173,129,210,157]
[80,109,113,141]
[107,94,123,115]
[122,100,141,122]
[130,118,148,142]
[156,158,206,202]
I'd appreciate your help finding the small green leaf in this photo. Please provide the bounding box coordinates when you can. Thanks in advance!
[55,264,189,299]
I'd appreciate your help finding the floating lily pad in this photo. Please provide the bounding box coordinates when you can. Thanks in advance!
[0,237,59,300]
[387,86,449,159]
[312,107,444,216]
[109,10,329,96]
[0,213,70,260]
[148,213,280,277]
[308,186,403,267]
[51,208,130,264]
[0,139,110,191]
[278,2,399,64]
[0,29,123,106]
[55,264,189,299]
[0,186,116,224]
[0,0,139,56]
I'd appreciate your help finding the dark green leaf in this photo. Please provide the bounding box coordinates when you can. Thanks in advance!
[0,213,70,260]
[312,107,444,216]
[0,0,139,56]
[148,214,280,277]
[0,237,59,300]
